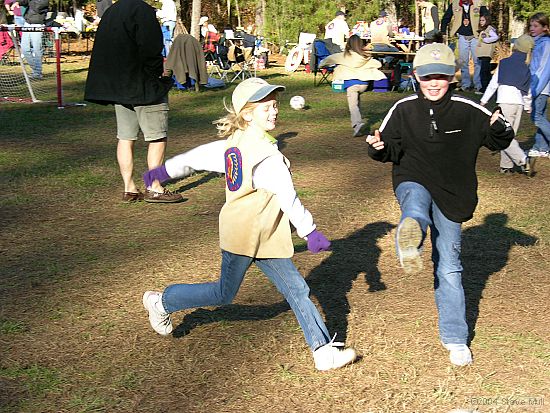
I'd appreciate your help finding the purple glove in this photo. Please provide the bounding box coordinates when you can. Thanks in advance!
[143,164,171,188]
[307,229,331,254]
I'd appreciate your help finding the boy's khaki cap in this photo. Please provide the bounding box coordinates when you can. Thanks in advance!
[232,78,285,114]
[513,34,534,53]
[413,43,456,77]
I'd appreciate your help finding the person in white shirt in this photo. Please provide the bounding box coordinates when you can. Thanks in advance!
[156,0,177,54]
[324,10,350,50]
[480,34,535,175]
[199,15,217,39]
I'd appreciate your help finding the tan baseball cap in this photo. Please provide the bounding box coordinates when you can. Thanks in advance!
[232,78,285,114]
[413,43,456,77]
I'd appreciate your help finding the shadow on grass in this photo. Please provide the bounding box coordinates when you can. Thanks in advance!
[173,172,223,193]
[461,213,537,344]
[276,131,298,150]
[462,213,537,342]
[173,221,394,343]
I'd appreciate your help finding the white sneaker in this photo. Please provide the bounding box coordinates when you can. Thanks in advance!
[396,217,423,274]
[313,337,358,371]
[527,149,548,158]
[143,291,173,336]
[443,343,472,366]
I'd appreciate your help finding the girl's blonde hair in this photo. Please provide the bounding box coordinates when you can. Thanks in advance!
[214,91,280,138]
[213,100,259,138]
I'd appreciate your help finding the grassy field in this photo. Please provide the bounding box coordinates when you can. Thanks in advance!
[1,55,549,413]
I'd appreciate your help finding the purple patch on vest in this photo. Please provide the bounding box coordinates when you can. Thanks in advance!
[224,147,243,191]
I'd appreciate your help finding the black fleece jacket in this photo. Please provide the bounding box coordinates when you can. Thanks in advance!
[84,0,172,106]
[19,0,48,24]
[368,90,514,223]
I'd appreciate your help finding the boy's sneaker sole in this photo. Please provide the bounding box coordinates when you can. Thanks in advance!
[397,217,423,274]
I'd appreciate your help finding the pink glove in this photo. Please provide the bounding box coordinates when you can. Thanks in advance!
[306,229,331,254]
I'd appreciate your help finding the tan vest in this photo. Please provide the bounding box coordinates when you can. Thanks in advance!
[370,18,391,45]
[476,25,496,57]
[450,0,484,37]
[421,2,436,34]
[219,126,294,258]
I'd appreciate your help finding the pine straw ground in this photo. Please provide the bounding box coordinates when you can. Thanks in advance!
[0,56,549,413]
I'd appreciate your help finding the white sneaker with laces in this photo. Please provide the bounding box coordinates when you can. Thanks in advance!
[443,343,472,366]
[527,149,547,158]
[396,217,423,274]
[313,336,358,371]
[143,291,173,336]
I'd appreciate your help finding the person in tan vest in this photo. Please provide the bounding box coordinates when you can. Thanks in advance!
[369,10,399,53]
[142,78,358,372]
[417,0,440,37]
[475,14,498,94]
[441,0,488,92]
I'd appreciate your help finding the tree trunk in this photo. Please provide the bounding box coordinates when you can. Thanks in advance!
[255,0,265,36]
[414,1,419,35]
[190,0,201,40]
[227,0,231,25]
[235,0,241,28]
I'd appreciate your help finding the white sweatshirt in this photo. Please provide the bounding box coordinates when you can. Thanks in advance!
[164,139,316,239]
[480,67,531,108]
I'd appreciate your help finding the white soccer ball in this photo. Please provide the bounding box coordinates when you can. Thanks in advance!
[290,95,306,110]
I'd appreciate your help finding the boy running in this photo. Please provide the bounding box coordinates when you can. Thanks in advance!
[365,43,514,366]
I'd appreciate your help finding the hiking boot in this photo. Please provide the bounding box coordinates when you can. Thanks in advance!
[396,217,423,274]
[143,291,173,336]
[313,339,358,371]
[144,188,183,203]
[443,343,472,366]
[352,122,366,137]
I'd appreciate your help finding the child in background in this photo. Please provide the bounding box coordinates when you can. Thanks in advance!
[319,34,387,137]
[480,34,535,175]
[366,44,514,366]
[526,12,550,158]
[476,14,499,94]
[143,78,358,371]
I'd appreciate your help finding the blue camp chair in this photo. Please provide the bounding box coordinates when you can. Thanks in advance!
[312,39,335,87]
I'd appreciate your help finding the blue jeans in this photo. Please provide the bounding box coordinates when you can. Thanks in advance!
[395,181,468,344]
[458,35,481,90]
[162,250,331,350]
[21,23,43,77]
[162,21,176,55]
[531,94,550,152]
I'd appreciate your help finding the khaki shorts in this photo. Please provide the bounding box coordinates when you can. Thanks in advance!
[115,99,169,142]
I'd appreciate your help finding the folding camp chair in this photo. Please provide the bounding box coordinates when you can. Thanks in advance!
[226,32,256,83]
[390,61,416,92]
[312,39,336,87]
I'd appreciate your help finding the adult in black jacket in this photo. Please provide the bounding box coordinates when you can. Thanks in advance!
[85,0,182,203]
[18,0,48,78]
[366,44,513,367]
